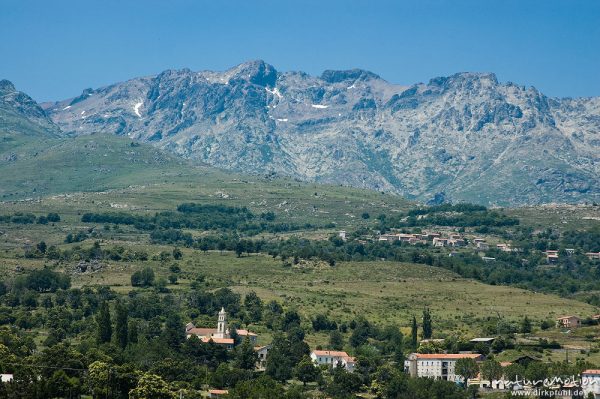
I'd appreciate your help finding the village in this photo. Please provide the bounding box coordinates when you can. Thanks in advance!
[174,306,600,398]
[369,230,600,264]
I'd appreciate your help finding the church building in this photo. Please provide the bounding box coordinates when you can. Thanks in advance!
[185,307,258,349]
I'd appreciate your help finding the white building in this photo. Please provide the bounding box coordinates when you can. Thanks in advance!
[476,241,489,250]
[379,234,400,242]
[404,353,483,382]
[310,350,356,372]
[582,370,600,398]
[0,374,13,383]
[433,237,448,247]
[255,345,271,369]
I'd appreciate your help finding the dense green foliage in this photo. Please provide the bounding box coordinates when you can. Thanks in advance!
[562,226,600,252]
[66,203,600,298]
[0,212,60,225]
[81,203,326,236]
[379,203,520,229]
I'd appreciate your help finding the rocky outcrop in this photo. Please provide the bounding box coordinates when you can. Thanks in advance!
[0,79,60,137]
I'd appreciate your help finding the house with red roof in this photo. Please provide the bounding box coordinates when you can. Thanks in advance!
[208,389,229,398]
[310,350,356,372]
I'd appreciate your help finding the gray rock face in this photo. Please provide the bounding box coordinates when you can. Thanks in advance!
[0,79,60,136]
[44,61,600,205]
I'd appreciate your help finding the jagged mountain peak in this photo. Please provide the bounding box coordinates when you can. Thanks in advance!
[320,68,382,84]
[44,62,600,206]
[425,72,500,93]
[225,60,278,87]
[0,79,17,95]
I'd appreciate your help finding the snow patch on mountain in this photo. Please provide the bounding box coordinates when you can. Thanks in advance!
[133,101,143,118]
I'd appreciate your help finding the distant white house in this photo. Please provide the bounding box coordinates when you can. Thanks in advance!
[586,252,600,260]
[404,353,483,382]
[475,241,489,250]
[310,350,356,372]
[448,238,466,247]
[582,370,600,398]
[1,374,13,383]
[433,237,449,247]
[497,243,519,252]
[545,250,559,263]
[379,234,400,242]
[255,345,271,369]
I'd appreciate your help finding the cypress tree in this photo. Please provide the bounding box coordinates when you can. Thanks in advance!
[115,300,128,348]
[162,313,184,350]
[521,316,532,333]
[236,337,258,370]
[128,320,138,344]
[422,308,432,339]
[96,301,112,343]
[410,315,418,350]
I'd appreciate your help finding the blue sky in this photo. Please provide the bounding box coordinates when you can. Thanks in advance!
[1,0,599,101]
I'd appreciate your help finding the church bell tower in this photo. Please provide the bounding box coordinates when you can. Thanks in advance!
[216,307,228,338]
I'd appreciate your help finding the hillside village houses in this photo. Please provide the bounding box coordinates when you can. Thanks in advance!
[378,231,464,247]
[496,243,519,252]
[545,250,560,263]
[586,252,600,260]
[474,238,489,250]
[556,315,581,329]
[377,229,543,259]
[404,353,483,382]
[185,307,257,349]
[310,350,357,372]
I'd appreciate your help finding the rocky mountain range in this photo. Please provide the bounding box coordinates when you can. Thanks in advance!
[12,61,600,205]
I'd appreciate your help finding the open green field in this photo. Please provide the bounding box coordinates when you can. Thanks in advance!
[1,233,595,349]
[0,133,412,229]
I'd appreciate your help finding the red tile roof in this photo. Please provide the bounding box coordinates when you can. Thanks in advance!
[201,337,234,345]
[415,353,482,360]
[312,350,350,357]
[582,370,600,375]
[187,327,218,336]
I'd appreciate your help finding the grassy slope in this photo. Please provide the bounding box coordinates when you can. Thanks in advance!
[0,218,594,349]
[0,133,412,227]
[0,127,597,356]
[506,204,600,232]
